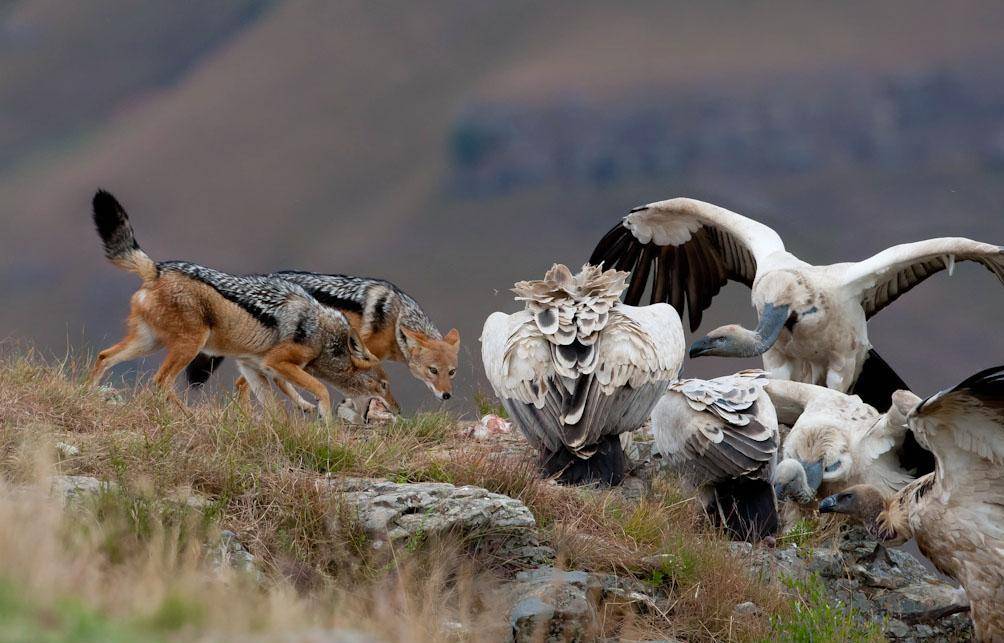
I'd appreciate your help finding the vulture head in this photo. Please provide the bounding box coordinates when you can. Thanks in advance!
[689,302,793,359]
[818,484,906,543]
[772,413,853,503]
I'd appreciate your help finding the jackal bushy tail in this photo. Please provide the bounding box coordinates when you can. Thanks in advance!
[92,189,158,282]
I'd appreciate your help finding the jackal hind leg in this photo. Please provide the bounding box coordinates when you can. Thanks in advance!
[234,363,274,414]
[153,332,208,406]
[89,319,161,386]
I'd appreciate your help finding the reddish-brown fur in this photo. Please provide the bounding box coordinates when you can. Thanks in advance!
[90,273,378,423]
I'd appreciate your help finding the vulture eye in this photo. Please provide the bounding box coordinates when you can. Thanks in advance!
[824,460,842,473]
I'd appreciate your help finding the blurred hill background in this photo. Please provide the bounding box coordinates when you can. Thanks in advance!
[3,0,1004,412]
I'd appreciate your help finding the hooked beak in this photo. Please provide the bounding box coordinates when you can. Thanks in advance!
[689,337,714,359]
[817,494,839,513]
[752,303,791,355]
[802,460,824,496]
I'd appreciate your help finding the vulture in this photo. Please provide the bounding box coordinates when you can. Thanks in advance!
[650,370,780,541]
[819,367,1004,641]
[481,263,682,485]
[767,380,932,505]
[589,197,1004,411]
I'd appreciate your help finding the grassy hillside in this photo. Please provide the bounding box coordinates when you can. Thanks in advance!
[0,347,893,642]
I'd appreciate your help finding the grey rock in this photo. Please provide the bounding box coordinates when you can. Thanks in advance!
[763,524,973,641]
[54,442,80,458]
[212,530,262,582]
[50,475,116,501]
[509,567,603,642]
[318,477,539,561]
[96,384,125,405]
[732,601,761,617]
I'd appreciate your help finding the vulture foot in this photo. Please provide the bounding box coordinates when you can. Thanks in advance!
[540,434,626,486]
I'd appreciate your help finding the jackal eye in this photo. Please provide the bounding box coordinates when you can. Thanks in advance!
[428,367,438,375]
[448,369,456,378]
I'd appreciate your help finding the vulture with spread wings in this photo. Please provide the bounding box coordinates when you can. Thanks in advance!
[590,197,1004,411]
[651,370,780,541]
[481,264,683,485]
[819,366,1004,641]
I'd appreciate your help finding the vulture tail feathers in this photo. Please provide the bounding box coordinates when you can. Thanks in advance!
[185,354,226,387]
[706,478,779,543]
[540,434,626,486]
[850,348,909,412]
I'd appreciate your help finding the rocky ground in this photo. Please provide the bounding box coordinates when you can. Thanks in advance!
[0,356,977,641]
[46,429,974,642]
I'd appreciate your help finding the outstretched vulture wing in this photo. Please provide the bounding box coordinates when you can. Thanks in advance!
[653,371,778,485]
[838,238,1004,320]
[588,198,789,330]
[905,365,1004,493]
[481,305,681,456]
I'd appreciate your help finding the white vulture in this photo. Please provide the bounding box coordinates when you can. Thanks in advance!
[589,197,1004,411]
[818,366,1004,641]
[650,370,780,541]
[481,263,683,485]
[766,380,932,505]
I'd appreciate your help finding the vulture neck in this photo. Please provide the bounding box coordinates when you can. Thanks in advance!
[732,303,791,357]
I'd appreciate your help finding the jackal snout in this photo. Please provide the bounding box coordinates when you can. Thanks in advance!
[401,327,460,401]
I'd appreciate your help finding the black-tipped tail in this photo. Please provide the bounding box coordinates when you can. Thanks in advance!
[850,348,909,412]
[185,354,226,388]
[93,190,139,260]
[540,434,626,486]
[91,190,157,281]
[706,478,779,543]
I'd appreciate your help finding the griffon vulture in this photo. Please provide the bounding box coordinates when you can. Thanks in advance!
[589,197,1004,410]
[650,370,779,541]
[819,366,1004,641]
[766,380,932,504]
[481,264,682,485]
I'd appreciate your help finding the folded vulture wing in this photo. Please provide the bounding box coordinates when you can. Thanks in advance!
[481,268,683,458]
[838,238,1004,320]
[588,197,789,330]
[652,370,778,486]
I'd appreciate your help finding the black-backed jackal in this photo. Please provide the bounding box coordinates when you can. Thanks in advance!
[89,190,384,423]
[187,272,460,402]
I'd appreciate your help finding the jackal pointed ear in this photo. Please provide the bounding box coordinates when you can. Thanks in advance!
[444,328,460,346]
[400,326,428,347]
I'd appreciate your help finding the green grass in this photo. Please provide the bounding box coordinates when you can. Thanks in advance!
[473,390,508,419]
[0,580,164,643]
[777,517,820,549]
[768,575,885,643]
